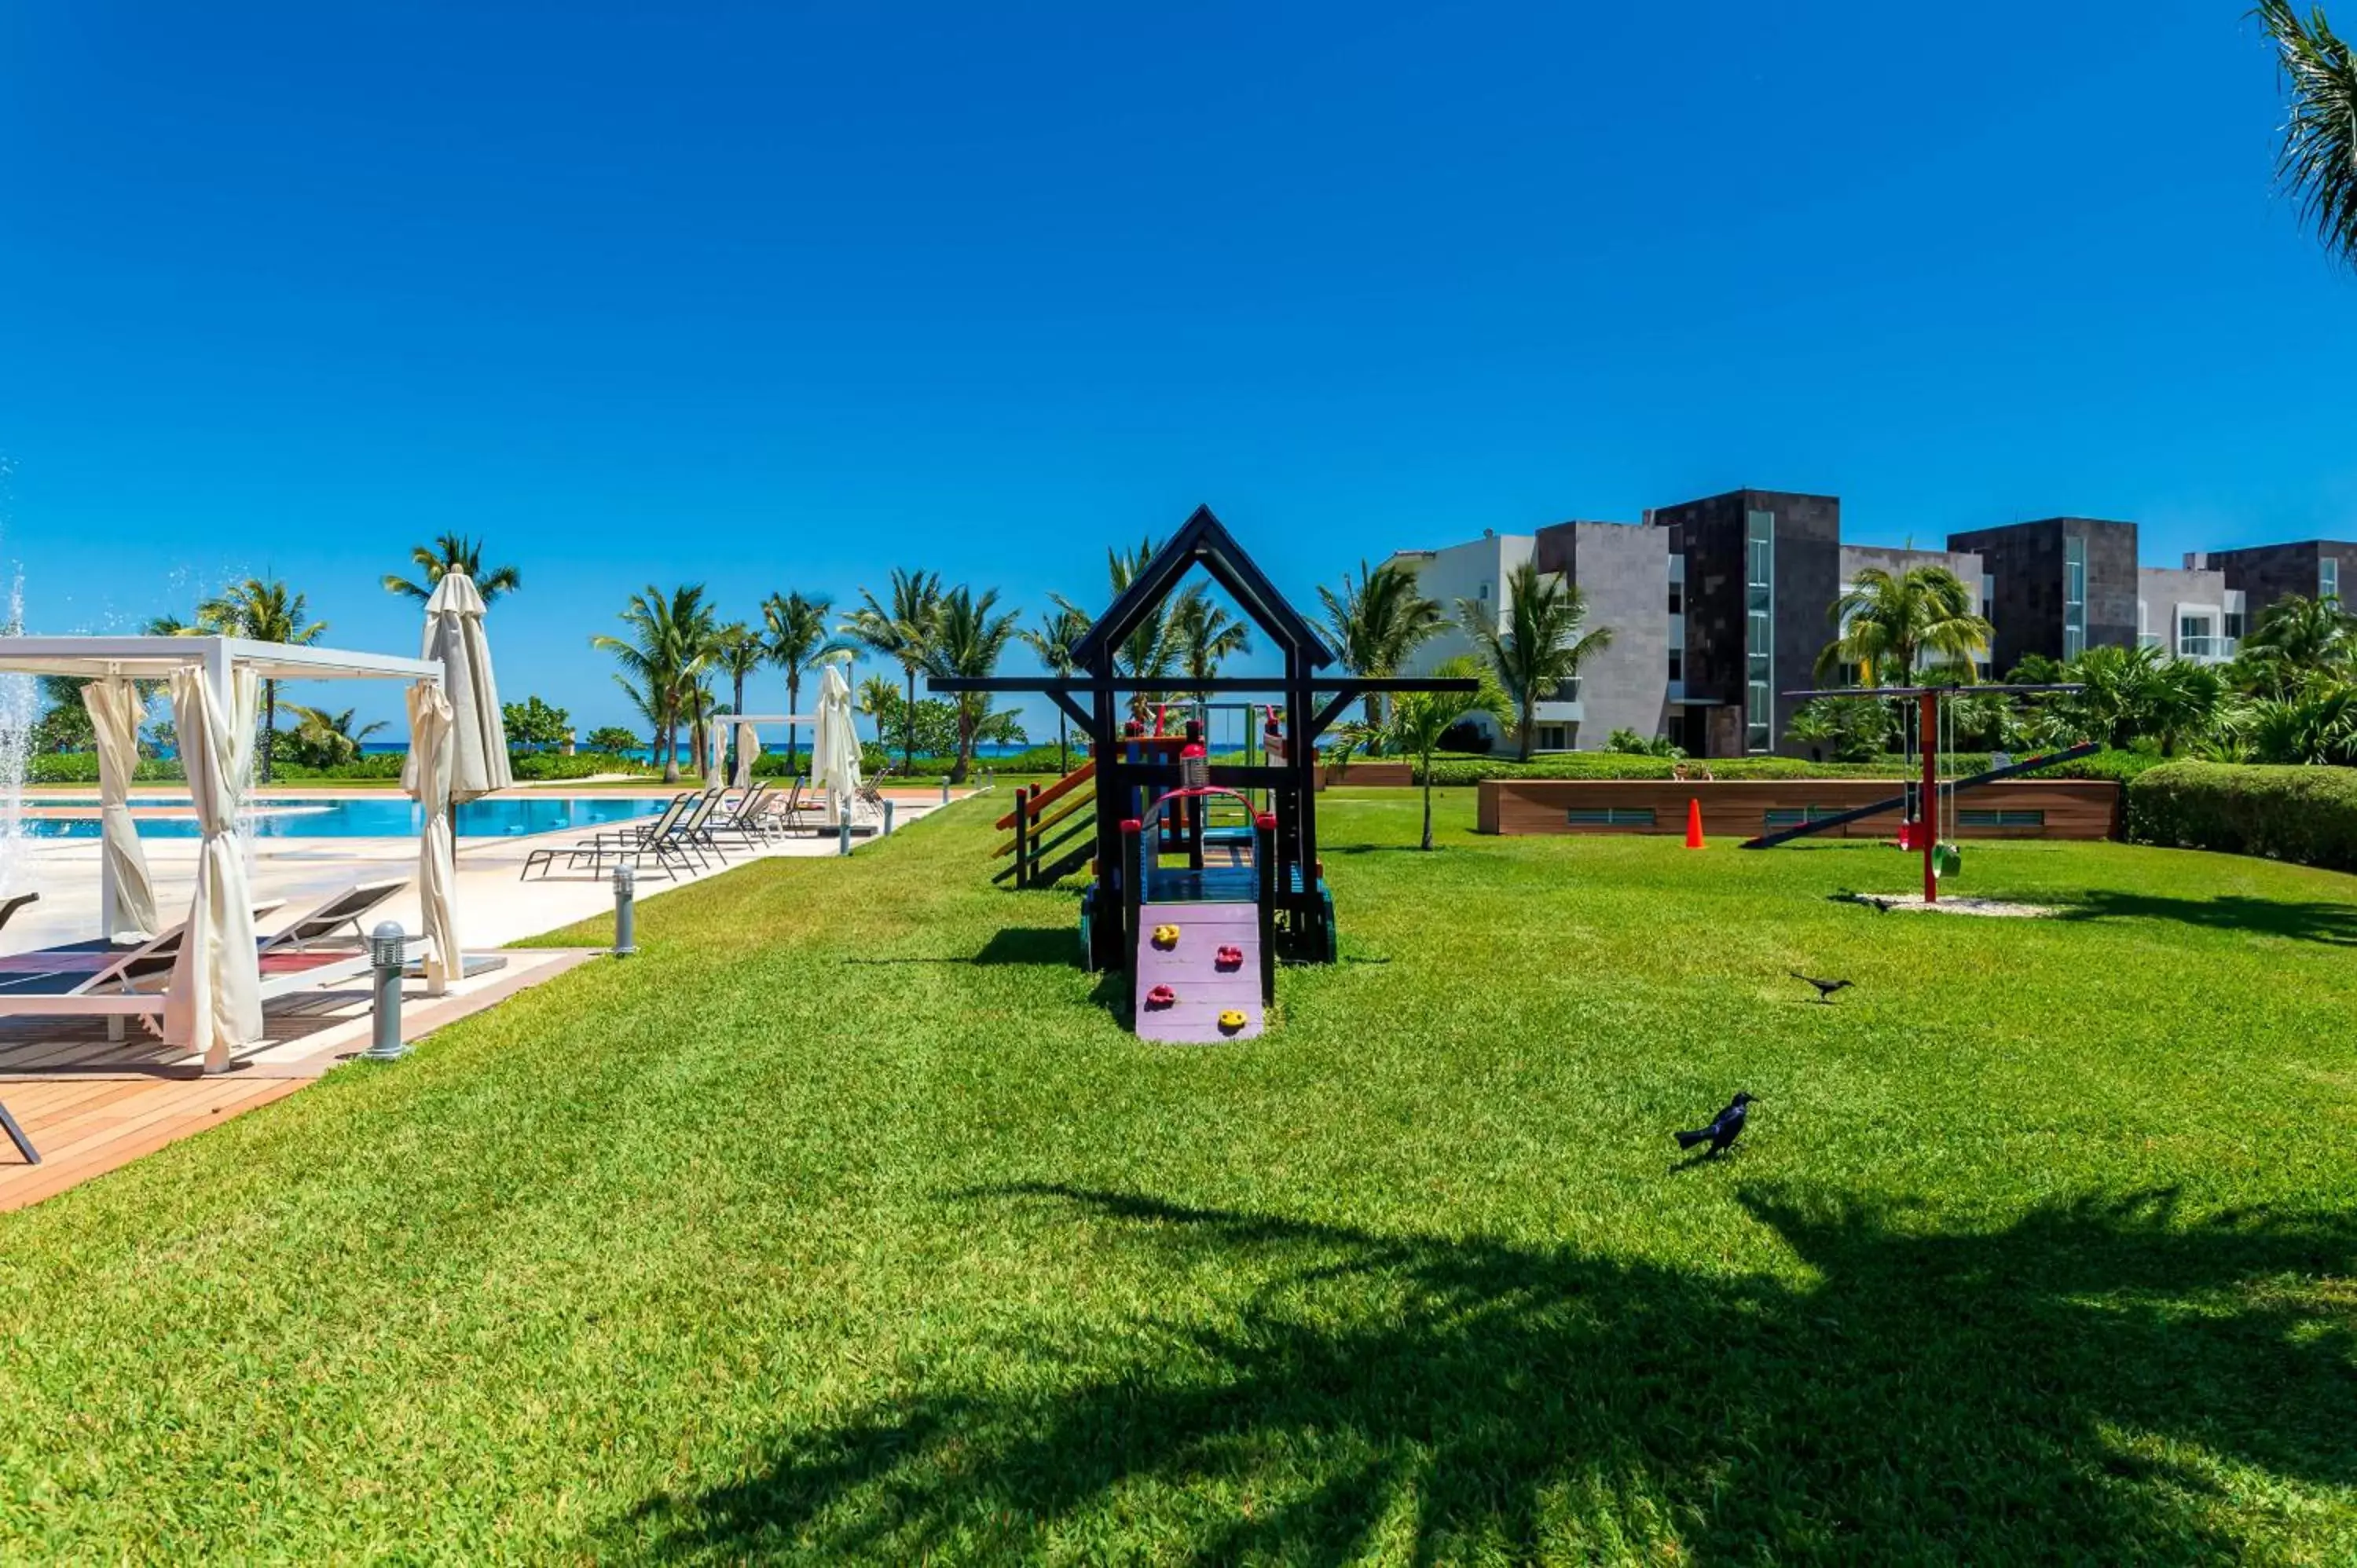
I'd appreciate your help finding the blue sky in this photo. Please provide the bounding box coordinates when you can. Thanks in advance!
[4,1,2354,742]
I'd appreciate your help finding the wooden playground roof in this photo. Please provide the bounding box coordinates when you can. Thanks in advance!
[1069,505,1336,672]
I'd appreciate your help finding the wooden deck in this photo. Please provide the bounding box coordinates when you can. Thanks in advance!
[0,948,599,1212]
[0,1076,304,1211]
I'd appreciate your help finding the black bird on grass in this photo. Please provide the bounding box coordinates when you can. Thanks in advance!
[1674,1092,1754,1157]
[1791,970,1853,1003]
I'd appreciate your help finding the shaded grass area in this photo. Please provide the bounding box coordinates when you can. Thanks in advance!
[0,789,2352,1561]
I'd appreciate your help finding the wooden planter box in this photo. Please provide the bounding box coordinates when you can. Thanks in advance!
[1475,777,2121,840]
[1321,761,1415,787]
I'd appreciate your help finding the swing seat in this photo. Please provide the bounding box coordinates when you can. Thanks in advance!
[1935,843,1963,877]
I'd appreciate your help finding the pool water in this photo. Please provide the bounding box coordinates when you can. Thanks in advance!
[24,796,670,841]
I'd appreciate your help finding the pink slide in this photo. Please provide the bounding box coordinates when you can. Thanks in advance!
[1133,903,1263,1043]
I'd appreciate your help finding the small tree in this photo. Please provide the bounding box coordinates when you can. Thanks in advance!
[502,695,572,753]
[1383,656,1514,850]
[583,725,640,753]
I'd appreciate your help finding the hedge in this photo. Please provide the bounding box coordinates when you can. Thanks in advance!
[27,755,185,785]
[2126,761,2357,874]
[1410,749,2157,788]
[509,750,656,782]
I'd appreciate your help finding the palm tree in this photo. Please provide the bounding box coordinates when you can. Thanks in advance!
[2260,1,2357,267]
[281,705,390,769]
[761,591,843,771]
[2139,658,2232,757]
[591,584,718,782]
[383,533,522,605]
[1058,537,1200,720]
[1319,559,1446,732]
[1175,595,1251,716]
[712,622,768,773]
[2239,592,2356,693]
[1816,567,1991,687]
[192,577,328,782]
[841,569,944,774]
[1456,563,1615,761]
[856,676,899,752]
[1018,603,1093,774]
[1383,656,1513,849]
[927,586,1021,784]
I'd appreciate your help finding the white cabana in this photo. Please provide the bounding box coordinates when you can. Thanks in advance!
[405,573,510,991]
[812,665,862,826]
[0,636,444,1073]
[79,676,160,940]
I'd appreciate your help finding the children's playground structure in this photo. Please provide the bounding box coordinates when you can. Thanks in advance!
[933,507,1472,1040]
[1741,681,2089,903]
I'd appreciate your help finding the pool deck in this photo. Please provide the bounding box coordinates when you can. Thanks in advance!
[0,784,978,1209]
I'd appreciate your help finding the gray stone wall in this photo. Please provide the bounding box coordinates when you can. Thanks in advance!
[2209,540,2357,625]
[1535,520,1669,746]
[1949,517,2138,671]
[1649,489,1841,755]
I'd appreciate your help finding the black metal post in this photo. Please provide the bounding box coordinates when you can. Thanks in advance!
[1011,786,1032,889]
[1255,811,1277,1004]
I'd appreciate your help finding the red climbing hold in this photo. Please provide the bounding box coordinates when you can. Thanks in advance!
[1215,945,1244,969]
[1145,984,1176,1009]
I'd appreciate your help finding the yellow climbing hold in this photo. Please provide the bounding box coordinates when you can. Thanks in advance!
[1218,1009,1247,1032]
[1153,925,1181,949]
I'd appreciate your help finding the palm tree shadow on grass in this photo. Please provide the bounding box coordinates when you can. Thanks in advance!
[609,1184,2356,1563]
[2053,890,2357,947]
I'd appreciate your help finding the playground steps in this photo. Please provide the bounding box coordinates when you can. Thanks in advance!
[993,760,1098,888]
[1133,902,1263,1044]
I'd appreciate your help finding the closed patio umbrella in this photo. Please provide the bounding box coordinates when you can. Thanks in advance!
[732,720,759,789]
[407,680,459,994]
[812,664,861,826]
[163,664,261,1073]
[406,572,508,991]
[407,572,511,803]
[80,676,159,940]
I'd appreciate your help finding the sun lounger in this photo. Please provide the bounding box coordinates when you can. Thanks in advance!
[0,892,37,946]
[260,879,407,954]
[0,1097,34,1164]
[0,899,289,1042]
[520,793,700,881]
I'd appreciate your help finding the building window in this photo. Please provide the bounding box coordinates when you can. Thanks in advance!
[1745,509,1774,751]
[2063,535,2087,661]
[2325,557,2341,604]
[2138,599,2161,650]
[1667,647,1683,682]
[2179,614,2215,659]
[1666,713,1688,750]
[1667,581,1682,615]
[1535,725,1568,751]
[1981,572,1996,614]
[2223,600,2245,643]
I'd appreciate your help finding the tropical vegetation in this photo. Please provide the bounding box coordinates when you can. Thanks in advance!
[927,585,1022,784]
[1815,565,1992,685]
[590,584,717,783]
[382,533,522,605]
[1319,558,1446,733]
[761,590,841,769]
[1381,654,1512,848]
[2259,0,2357,268]
[1017,603,1092,773]
[842,569,944,775]
[192,576,328,782]
[1456,562,1615,760]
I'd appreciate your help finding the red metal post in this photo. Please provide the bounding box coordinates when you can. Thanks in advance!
[1920,689,1938,905]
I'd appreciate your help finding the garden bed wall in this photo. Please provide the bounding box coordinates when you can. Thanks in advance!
[1477,778,2121,840]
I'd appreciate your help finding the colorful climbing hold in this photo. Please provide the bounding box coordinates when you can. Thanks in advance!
[1217,1009,1247,1033]
[1146,984,1176,1009]
[1153,924,1181,950]
[1215,945,1244,969]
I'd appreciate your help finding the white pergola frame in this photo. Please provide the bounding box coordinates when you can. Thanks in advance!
[2,636,455,1071]
[2,635,445,943]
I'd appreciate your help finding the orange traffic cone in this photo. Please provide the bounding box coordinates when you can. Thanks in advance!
[1684,797,1705,849]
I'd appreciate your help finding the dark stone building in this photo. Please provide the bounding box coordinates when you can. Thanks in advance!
[1649,489,1842,756]
[2199,540,2357,632]
[1945,517,2139,672]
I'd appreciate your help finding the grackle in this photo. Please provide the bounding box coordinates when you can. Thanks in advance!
[1674,1093,1754,1157]
[1791,971,1853,1003]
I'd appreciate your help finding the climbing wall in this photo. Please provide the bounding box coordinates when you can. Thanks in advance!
[1132,902,1263,1043]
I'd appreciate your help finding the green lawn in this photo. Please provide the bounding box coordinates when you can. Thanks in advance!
[2,789,2353,1562]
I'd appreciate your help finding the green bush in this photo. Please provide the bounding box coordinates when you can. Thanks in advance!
[2126,760,2357,874]
[27,753,185,785]
[273,753,408,781]
[509,750,655,782]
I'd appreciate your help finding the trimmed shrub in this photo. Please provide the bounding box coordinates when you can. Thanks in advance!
[1413,746,2158,789]
[273,753,408,781]
[28,753,185,785]
[509,750,656,782]
[2126,761,2357,874]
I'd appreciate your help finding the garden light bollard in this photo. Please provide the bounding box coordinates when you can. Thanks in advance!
[882,800,896,835]
[612,864,637,958]
[365,921,410,1061]
[940,777,951,806]
[838,811,852,856]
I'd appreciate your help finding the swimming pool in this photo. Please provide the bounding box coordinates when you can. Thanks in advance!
[21,796,671,841]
